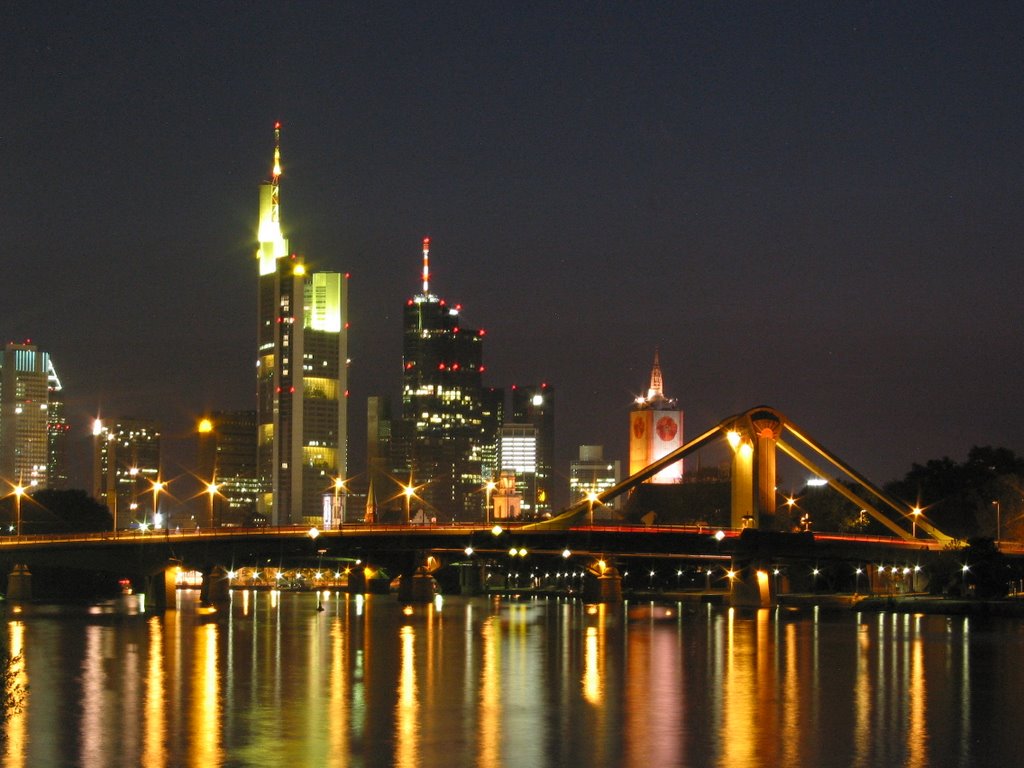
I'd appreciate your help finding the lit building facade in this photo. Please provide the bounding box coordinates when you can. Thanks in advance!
[498,423,538,516]
[0,341,54,489]
[255,123,349,526]
[510,383,554,514]
[92,418,161,530]
[629,349,684,483]
[197,411,260,526]
[401,238,487,520]
[570,445,621,510]
[491,470,521,520]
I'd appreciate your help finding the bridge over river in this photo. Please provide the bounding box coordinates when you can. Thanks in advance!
[3,406,1020,608]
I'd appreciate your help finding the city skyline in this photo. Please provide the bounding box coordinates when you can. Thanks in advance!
[7,3,1024,493]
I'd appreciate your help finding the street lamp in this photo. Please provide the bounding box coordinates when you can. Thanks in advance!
[911,506,921,538]
[333,477,346,528]
[13,483,25,537]
[992,500,1001,542]
[206,482,218,529]
[151,479,165,530]
[586,491,599,526]
[403,483,415,525]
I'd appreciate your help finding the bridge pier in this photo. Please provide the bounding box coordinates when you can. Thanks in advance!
[200,565,231,606]
[144,567,179,612]
[459,564,485,596]
[729,560,777,608]
[582,567,623,603]
[397,566,436,604]
[6,564,32,603]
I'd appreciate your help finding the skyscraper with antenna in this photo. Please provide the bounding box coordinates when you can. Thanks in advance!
[255,123,349,526]
[400,237,488,520]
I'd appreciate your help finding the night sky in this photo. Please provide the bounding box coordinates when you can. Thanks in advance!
[7,2,1024,495]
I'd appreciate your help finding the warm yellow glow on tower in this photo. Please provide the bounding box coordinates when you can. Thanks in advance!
[257,123,288,276]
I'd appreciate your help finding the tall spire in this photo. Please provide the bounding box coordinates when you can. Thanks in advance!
[257,121,289,276]
[647,348,664,401]
[421,236,431,294]
[271,121,282,224]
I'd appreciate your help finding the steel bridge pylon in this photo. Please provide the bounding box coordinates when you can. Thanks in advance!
[526,404,951,546]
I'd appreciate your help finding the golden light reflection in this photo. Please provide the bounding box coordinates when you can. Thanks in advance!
[395,625,419,768]
[328,620,348,768]
[80,626,103,766]
[4,621,26,768]
[479,616,501,768]
[853,619,871,768]
[781,621,800,767]
[720,607,757,768]
[906,620,928,768]
[143,617,166,768]
[583,625,601,704]
[191,623,222,765]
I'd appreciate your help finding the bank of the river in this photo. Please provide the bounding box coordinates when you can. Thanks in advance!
[851,594,1024,616]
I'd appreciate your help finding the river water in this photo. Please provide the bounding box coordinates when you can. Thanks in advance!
[3,590,1023,767]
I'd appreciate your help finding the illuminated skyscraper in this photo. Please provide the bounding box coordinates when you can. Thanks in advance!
[197,411,260,526]
[510,383,554,515]
[629,349,684,483]
[255,123,349,525]
[401,238,486,520]
[498,423,537,516]
[46,358,69,489]
[92,418,161,530]
[0,341,53,489]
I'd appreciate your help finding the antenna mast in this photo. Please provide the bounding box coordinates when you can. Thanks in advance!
[421,236,431,293]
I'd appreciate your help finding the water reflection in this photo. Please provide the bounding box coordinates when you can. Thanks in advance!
[2,593,1024,767]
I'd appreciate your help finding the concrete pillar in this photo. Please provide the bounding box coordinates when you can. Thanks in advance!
[730,437,754,529]
[583,567,623,603]
[729,560,777,608]
[397,567,436,603]
[750,410,783,530]
[346,567,367,594]
[459,564,484,596]
[200,565,231,605]
[7,564,31,603]
[145,567,179,612]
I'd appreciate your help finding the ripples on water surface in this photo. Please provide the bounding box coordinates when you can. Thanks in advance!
[4,591,1024,767]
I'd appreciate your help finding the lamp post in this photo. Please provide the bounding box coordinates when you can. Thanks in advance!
[586,491,599,526]
[13,483,25,537]
[206,482,218,529]
[333,477,346,528]
[992,500,1001,542]
[151,480,164,530]
[912,506,921,538]
[403,484,415,525]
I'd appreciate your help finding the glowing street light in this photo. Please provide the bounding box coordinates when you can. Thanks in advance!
[206,481,219,529]
[13,483,25,537]
[151,479,165,530]
[992,500,1001,542]
[911,506,922,538]
[402,483,416,525]
[333,477,346,527]
[586,491,599,526]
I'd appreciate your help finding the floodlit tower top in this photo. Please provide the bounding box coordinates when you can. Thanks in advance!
[421,237,431,294]
[647,348,664,401]
[271,121,282,222]
[257,121,289,275]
